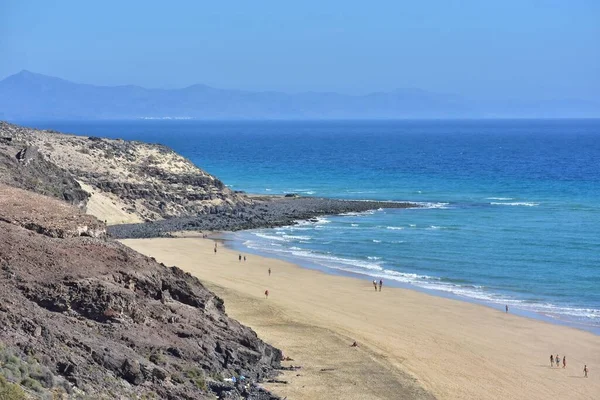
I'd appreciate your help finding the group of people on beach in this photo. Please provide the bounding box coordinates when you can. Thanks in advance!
[372,279,383,291]
[238,254,246,262]
[549,355,589,377]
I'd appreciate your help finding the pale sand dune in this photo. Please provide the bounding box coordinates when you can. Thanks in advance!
[78,181,143,225]
[121,237,600,400]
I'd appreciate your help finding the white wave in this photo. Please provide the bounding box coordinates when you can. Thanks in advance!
[386,226,404,230]
[413,202,450,209]
[409,224,416,227]
[283,249,384,271]
[372,239,382,243]
[284,188,316,195]
[340,210,376,216]
[282,234,312,241]
[427,225,442,230]
[490,202,539,207]
[253,232,287,242]
[293,216,331,227]
[351,223,359,227]
[486,197,513,200]
[367,256,382,260]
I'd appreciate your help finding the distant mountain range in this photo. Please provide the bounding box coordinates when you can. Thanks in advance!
[0,70,598,120]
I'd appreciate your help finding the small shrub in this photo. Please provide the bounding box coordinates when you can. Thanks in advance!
[171,373,185,384]
[148,353,165,365]
[29,365,54,388]
[184,368,207,391]
[209,371,224,382]
[0,375,26,400]
[21,376,43,393]
[16,365,27,378]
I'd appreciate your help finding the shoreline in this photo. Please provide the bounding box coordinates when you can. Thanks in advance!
[122,235,600,400]
[222,231,600,336]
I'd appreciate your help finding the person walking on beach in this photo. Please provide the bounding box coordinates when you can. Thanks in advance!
[562,356,566,369]
[373,280,378,291]
[268,268,271,276]
[378,279,383,292]
[214,242,218,254]
[244,255,247,262]
[239,254,242,262]
[583,365,588,377]
[264,289,269,299]
[505,305,509,313]
[550,355,554,367]
[556,354,560,368]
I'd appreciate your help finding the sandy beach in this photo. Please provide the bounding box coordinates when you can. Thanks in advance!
[122,235,600,400]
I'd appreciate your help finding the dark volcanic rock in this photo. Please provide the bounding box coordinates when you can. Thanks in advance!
[0,188,281,399]
[109,197,417,239]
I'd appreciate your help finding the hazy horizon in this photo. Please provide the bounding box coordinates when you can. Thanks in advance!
[2,1,599,103]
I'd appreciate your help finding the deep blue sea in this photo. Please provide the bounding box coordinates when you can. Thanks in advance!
[23,120,600,332]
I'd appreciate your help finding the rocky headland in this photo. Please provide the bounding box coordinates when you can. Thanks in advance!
[0,121,247,224]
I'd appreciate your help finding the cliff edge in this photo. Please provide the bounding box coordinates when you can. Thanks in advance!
[0,121,247,224]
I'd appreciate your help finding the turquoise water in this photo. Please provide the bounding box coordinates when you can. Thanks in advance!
[25,120,600,332]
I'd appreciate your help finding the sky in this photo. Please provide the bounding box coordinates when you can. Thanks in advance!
[1,0,599,101]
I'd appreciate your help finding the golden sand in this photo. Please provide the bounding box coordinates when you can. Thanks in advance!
[122,236,599,400]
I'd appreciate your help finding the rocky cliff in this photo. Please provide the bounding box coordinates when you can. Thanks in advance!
[0,184,281,399]
[0,121,247,224]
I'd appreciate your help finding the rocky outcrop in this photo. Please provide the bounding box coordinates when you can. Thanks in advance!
[109,197,416,238]
[0,125,89,208]
[0,187,281,399]
[0,121,248,223]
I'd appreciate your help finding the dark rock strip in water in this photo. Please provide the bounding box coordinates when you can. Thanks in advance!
[108,197,417,239]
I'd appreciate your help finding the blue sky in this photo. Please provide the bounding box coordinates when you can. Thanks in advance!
[1,0,599,101]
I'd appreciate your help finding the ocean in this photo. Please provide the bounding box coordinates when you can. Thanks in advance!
[24,119,600,333]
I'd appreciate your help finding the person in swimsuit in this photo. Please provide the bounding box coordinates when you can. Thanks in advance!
[268,268,271,276]
[562,356,566,369]
[556,354,560,367]
[265,289,269,299]
[372,280,378,291]
[550,355,554,367]
[378,279,383,292]
[583,365,588,377]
